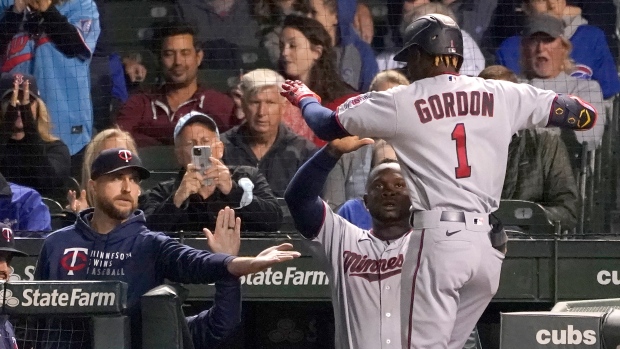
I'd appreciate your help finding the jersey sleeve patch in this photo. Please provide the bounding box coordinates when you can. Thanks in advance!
[337,93,371,115]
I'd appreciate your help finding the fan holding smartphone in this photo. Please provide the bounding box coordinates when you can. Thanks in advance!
[140,111,283,233]
[192,145,213,186]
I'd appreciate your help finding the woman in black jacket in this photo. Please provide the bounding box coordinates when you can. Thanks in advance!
[0,73,70,201]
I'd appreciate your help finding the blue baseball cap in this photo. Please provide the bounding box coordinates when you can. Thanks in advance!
[91,148,150,180]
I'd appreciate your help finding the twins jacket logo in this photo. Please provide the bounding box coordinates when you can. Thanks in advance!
[60,248,89,275]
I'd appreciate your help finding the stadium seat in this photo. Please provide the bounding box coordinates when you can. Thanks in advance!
[41,197,63,215]
[41,197,74,231]
[277,197,295,233]
[198,69,239,93]
[141,171,177,191]
[238,45,273,71]
[64,176,81,194]
[106,1,176,47]
[494,199,559,237]
[142,284,195,349]
[138,145,178,172]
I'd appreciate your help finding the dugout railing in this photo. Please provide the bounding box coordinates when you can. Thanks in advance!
[0,280,129,349]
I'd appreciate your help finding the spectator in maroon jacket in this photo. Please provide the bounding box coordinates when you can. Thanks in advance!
[116,22,238,147]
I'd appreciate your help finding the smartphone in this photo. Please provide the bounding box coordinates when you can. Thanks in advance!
[192,146,212,186]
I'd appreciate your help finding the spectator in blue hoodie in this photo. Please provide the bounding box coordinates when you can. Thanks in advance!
[35,147,301,348]
[0,172,51,233]
[309,0,378,91]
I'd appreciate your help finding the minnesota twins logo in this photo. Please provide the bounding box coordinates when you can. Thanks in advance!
[118,150,132,163]
[2,227,12,241]
[60,248,89,276]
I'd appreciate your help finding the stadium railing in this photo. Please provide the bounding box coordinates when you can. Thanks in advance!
[1,280,129,349]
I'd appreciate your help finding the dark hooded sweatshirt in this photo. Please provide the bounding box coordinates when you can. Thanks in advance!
[35,208,237,348]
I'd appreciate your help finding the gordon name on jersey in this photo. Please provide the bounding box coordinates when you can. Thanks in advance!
[415,91,494,123]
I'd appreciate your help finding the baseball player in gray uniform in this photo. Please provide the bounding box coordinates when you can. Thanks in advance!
[284,136,412,349]
[281,13,597,349]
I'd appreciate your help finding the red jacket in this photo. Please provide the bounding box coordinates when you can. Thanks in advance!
[116,85,238,147]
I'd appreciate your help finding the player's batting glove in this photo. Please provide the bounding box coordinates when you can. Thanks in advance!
[280,80,321,107]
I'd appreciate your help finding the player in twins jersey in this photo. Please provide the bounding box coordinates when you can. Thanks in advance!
[285,137,412,349]
[281,13,597,349]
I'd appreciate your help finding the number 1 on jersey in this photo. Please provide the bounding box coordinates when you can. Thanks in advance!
[451,123,471,178]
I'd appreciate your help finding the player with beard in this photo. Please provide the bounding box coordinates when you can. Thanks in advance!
[35,147,301,348]
[285,136,413,348]
[116,22,239,147]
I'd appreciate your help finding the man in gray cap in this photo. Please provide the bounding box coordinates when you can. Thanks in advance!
[0,223,27,348]
[140,111,283,233]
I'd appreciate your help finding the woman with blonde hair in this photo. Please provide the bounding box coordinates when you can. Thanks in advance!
[0,73,70,201]
[67,127,138,212]
[519,14,604,157]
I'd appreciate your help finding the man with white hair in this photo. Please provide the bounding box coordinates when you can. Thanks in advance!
[222,69,317,197]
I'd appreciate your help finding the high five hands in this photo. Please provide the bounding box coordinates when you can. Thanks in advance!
[207,207,301,276]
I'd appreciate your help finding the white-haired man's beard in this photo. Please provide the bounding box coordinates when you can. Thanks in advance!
[95,195,137,221]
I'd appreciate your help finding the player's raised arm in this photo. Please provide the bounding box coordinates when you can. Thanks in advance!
[284,137,374,238]
[546,94,597,131]
[281,80,400,141]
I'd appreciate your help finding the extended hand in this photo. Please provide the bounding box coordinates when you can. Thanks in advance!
[204,206,240,255]
[226,243,301,276]
[327,136,374,157]
[280,80,321,107]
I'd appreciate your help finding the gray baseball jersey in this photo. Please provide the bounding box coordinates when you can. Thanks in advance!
[336,74,557,213]
[307,202,411,349]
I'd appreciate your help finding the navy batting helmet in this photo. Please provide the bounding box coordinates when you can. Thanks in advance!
[393,14,463,67]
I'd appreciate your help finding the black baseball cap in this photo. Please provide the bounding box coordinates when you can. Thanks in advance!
[0,73,39,100]
[91,148,151,180]
[0,224,28,257]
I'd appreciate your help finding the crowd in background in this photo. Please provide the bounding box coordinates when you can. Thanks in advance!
[0,0,618,236]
